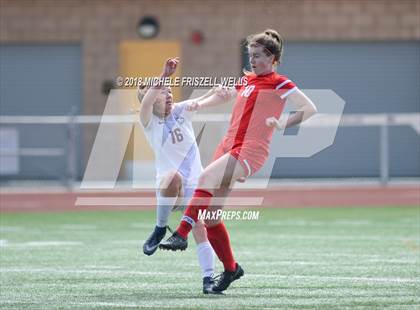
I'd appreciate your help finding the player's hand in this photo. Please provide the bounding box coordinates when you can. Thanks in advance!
[265,117,280,128]
[214,85,233,100]
[237,177,246,183]
[186,100,200,112]
[162,57,179,77]
[266,116,286,130]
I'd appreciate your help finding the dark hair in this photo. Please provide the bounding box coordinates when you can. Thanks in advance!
[246,29,283,63]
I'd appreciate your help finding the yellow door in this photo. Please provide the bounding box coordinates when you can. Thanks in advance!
[119,41,181,182]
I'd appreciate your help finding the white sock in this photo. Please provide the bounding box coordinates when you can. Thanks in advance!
[156,196,177,227]
[196,241,215,278]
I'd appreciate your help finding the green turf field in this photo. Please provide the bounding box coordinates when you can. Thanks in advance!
[1,207,419,309]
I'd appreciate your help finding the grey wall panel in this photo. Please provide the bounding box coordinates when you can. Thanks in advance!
[268,127,381,178]
[388,126,420,177]
[0,44,81,180]
[0,45,81,115]
[280,42,420,114]
[244,42,420,178]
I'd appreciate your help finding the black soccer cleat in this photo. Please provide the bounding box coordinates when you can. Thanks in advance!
[212,263,244,292]
[159,231,188,251]
[202,276,222,295]
[143,225,167,256]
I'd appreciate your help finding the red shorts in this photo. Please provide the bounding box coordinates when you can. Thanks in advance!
[212,138,268,177]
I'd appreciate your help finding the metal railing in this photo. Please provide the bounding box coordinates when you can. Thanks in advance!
[0,113,419,186]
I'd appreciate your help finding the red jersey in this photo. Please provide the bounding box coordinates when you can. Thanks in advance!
[225,72,297,153]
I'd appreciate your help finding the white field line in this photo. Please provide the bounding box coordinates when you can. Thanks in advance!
[366,259,419,264]
[0,301,142,308]
[333,220,372,225]
[243,261,418,267]
[44,300,420,309]
[1,268,419,284]
[129,223,156,228]
[238,251,417,258]
[186,260,417,268]
[70,302,145,308]
[245,274,420,284]
[0,226,24,232]
[0,241,83,247]
[0,269,197,281]
[267,220,420,229]
[83,265,124,270]
[4,282,419,296]
[109,240,144,245]
[0,268,178,275]
[2,282,194,291]
[249,233,419,242]
[1,299,419,309]
[2,281,419,304]
[266,220,374,226]
[59,224,97,230]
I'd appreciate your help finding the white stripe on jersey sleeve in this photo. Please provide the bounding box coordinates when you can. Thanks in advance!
[280,86,298,99]
[275,80,291,90]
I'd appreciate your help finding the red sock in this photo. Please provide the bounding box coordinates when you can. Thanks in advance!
[206,222,236,272]
[176,189,213,239]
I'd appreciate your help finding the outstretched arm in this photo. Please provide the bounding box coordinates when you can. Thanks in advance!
[266,88,317,130]
[186,86,237,112]
[189,86,219,102]
[138,57,179,127]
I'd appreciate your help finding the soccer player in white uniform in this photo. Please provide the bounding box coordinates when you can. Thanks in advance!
[137,57,219,294]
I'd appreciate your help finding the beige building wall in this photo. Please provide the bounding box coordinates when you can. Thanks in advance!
[1,0,419,169]
[1,0,419,113]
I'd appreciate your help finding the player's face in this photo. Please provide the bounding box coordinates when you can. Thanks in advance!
[153,87,173,118]
[248,45,275,75]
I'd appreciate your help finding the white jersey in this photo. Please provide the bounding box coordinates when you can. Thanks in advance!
[141,100,203,189]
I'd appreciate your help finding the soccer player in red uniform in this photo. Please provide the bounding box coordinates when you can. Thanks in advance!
[160,29,317,292]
